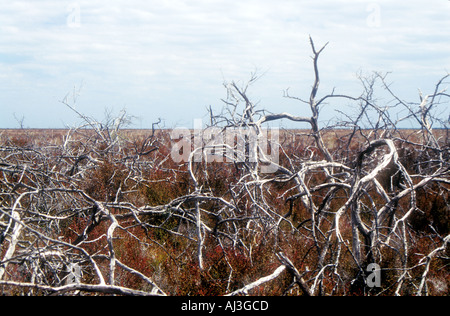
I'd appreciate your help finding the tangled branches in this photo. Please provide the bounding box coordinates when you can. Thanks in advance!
[1,38,448,296]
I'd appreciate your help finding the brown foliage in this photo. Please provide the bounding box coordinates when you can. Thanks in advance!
[1,41,448,296]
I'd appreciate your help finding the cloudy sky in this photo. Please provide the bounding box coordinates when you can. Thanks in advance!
[0,0,449,128]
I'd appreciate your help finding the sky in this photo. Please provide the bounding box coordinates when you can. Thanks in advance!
[0,0,449,129]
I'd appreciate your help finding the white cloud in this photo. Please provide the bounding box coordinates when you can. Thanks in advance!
[0,0,449,128]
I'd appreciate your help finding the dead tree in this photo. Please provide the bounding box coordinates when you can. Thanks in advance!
[1,38,448,296]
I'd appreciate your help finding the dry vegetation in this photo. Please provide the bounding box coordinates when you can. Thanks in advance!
[1,39,448,296]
